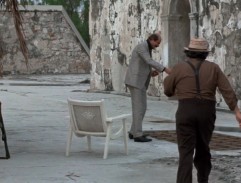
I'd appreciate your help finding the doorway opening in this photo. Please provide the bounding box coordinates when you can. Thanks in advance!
[162,0,191,67]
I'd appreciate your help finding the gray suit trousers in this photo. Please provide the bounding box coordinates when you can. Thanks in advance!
[128,85,147,138]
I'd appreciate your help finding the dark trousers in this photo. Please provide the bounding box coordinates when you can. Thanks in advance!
[176,99,216,183]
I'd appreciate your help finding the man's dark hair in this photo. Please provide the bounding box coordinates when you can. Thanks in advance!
[148,34,161,41]
[184,50,209,60]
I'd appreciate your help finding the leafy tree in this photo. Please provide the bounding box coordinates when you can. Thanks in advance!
[79,0,89,46]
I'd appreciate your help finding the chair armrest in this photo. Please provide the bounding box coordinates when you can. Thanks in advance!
[106,114,131,122]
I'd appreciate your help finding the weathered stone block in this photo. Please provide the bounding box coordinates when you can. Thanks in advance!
[0,6,90,75]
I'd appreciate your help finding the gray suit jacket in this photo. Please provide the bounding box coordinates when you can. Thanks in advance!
[125,41,165,89]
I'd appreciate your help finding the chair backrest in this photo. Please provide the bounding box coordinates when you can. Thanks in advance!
[67,98,107,135]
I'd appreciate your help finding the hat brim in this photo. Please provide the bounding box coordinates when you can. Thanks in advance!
[184,47,210,52]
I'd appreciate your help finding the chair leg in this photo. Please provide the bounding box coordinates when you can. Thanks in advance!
[66,126,73,156]
[87,135,91,152]
[103,124,112,159]
[122,118,128,155]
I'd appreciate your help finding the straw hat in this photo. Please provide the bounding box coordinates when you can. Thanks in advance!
[184,38,210,52]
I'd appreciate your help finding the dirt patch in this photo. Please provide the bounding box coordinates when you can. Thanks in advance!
[145,130,241,183]
[145,130,241,151]
[152,156,241,183]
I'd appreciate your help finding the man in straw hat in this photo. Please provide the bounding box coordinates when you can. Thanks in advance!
[163,37,241,183]
[125,32,171,142]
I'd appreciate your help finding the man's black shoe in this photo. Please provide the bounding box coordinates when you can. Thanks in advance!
[129,133,134,139]
[134,136,152,142]
[129,133,149,140]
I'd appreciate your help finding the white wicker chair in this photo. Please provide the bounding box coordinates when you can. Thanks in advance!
[66,98,131,159]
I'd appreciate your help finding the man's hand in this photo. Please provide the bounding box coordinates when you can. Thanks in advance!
[151,70,159,77]
[236,112,241,128]
[234,106,241,128]
[164,67,172,75]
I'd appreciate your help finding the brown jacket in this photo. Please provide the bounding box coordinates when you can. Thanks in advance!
[164,59,238,110]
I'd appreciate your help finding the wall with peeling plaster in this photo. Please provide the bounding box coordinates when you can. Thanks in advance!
[200,0,241,98]
[90,0,241,99]
[89,0,163,95]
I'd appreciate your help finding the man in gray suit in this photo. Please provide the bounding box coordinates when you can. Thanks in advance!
[125,33,171,142]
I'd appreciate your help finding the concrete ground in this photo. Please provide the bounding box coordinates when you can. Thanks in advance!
[0,74,240,183]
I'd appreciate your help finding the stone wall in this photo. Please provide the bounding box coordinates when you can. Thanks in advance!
[0,6,90,75]
[89,0,241,99]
